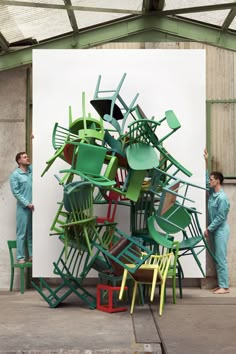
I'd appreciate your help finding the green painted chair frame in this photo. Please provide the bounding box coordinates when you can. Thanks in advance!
[92,227,153,274]
[90,73,139,134]
[7,240,32,294]
[61,142,117,188]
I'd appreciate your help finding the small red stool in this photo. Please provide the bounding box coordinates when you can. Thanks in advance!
[96,284,128,313]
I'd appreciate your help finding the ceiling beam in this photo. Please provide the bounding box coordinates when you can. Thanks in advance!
[0,0,142,14]
[63,0,79,33]
[0,31,9,52]
[159,2,236,16]
[222,8,236,31]
[1,15,236,71]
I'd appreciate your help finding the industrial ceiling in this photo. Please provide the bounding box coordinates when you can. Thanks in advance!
[0,0,236,70]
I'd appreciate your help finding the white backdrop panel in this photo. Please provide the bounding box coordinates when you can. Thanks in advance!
[32,49,206,277]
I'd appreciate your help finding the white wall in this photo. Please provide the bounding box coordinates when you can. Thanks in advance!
[32,49,206,277]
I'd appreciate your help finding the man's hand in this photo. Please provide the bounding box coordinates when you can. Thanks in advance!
[28,203,34,211]
[204,229,209,238]
[203,148,208,161]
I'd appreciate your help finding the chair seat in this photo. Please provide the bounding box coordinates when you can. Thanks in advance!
[126,143,159,170]
[178,236,203,250]
[60,168,116,187]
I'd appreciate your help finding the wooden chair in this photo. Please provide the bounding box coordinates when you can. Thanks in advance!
[7,240,32,294]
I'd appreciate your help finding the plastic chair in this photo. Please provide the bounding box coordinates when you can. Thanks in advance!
[90,73,139,134]
[60,142,117,188]
[119,251,173,316]
[7,240,32,294]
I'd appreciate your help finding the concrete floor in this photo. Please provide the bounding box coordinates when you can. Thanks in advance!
[1,286,236,353]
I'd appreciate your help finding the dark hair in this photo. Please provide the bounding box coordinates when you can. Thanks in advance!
[210,171,224,185]
[15,152,26,164]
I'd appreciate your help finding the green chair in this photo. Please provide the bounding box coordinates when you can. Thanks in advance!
[62,181,100,255]
[156,110,181,144]
[41,122,79,177]
[60,142,117,188]
[93,227,153,274]
[68,92,105,144]
[7,240,32,294]
[31,243,97,309]
[155,201,217,277]
[90,73,139,134]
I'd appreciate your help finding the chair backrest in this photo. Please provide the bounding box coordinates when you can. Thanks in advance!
[63,181,94,221]
[74,142,107,176]
[147,216,175,249]
[7,240,16,267]
[130,191,155,236]
[155,203,191,234]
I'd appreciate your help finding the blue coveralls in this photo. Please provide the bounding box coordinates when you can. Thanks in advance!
[206,172,230,288]
[9,166,32,260]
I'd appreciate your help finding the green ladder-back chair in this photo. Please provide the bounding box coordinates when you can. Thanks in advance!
[92,227,153,274]
[7,240,32,294]
[32,223,116,308]
[61,181,104,255]
[60,142,117,188]
[147,215,182,302]
[130,191,159,251]
[90,73,139,134]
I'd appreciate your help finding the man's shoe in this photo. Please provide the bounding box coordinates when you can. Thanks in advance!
[17,259,26,264]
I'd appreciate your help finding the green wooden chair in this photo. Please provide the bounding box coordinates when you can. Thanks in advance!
[155,200,217,277]
[92,227,153,274]
[61,181,101,255]
[31,243,97,309]
[41,122,79,177]
[68,92,105,144]
[7,240,32,294]
[156,110,181,144]
[60,142,117,188]
[90,73,139,134]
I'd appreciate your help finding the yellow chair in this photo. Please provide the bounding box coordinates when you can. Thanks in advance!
[119,252,173,316]
[7,240,32,294]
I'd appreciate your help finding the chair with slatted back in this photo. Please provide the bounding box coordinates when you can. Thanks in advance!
[119,251,173,316]
[41,123,79,177]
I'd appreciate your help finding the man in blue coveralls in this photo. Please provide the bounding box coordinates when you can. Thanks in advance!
[204,149,230,294]
[10,152,34,264]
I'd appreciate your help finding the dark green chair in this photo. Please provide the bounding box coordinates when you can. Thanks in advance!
[7,240,32,294]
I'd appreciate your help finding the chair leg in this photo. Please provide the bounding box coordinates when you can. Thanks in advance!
[130,281,138,314]
[178,271,183,299]
[191,249,205,277]
[10,267,14,291]
[20,268,25,294]
[159,280,167,316]
[172,275,176,304]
